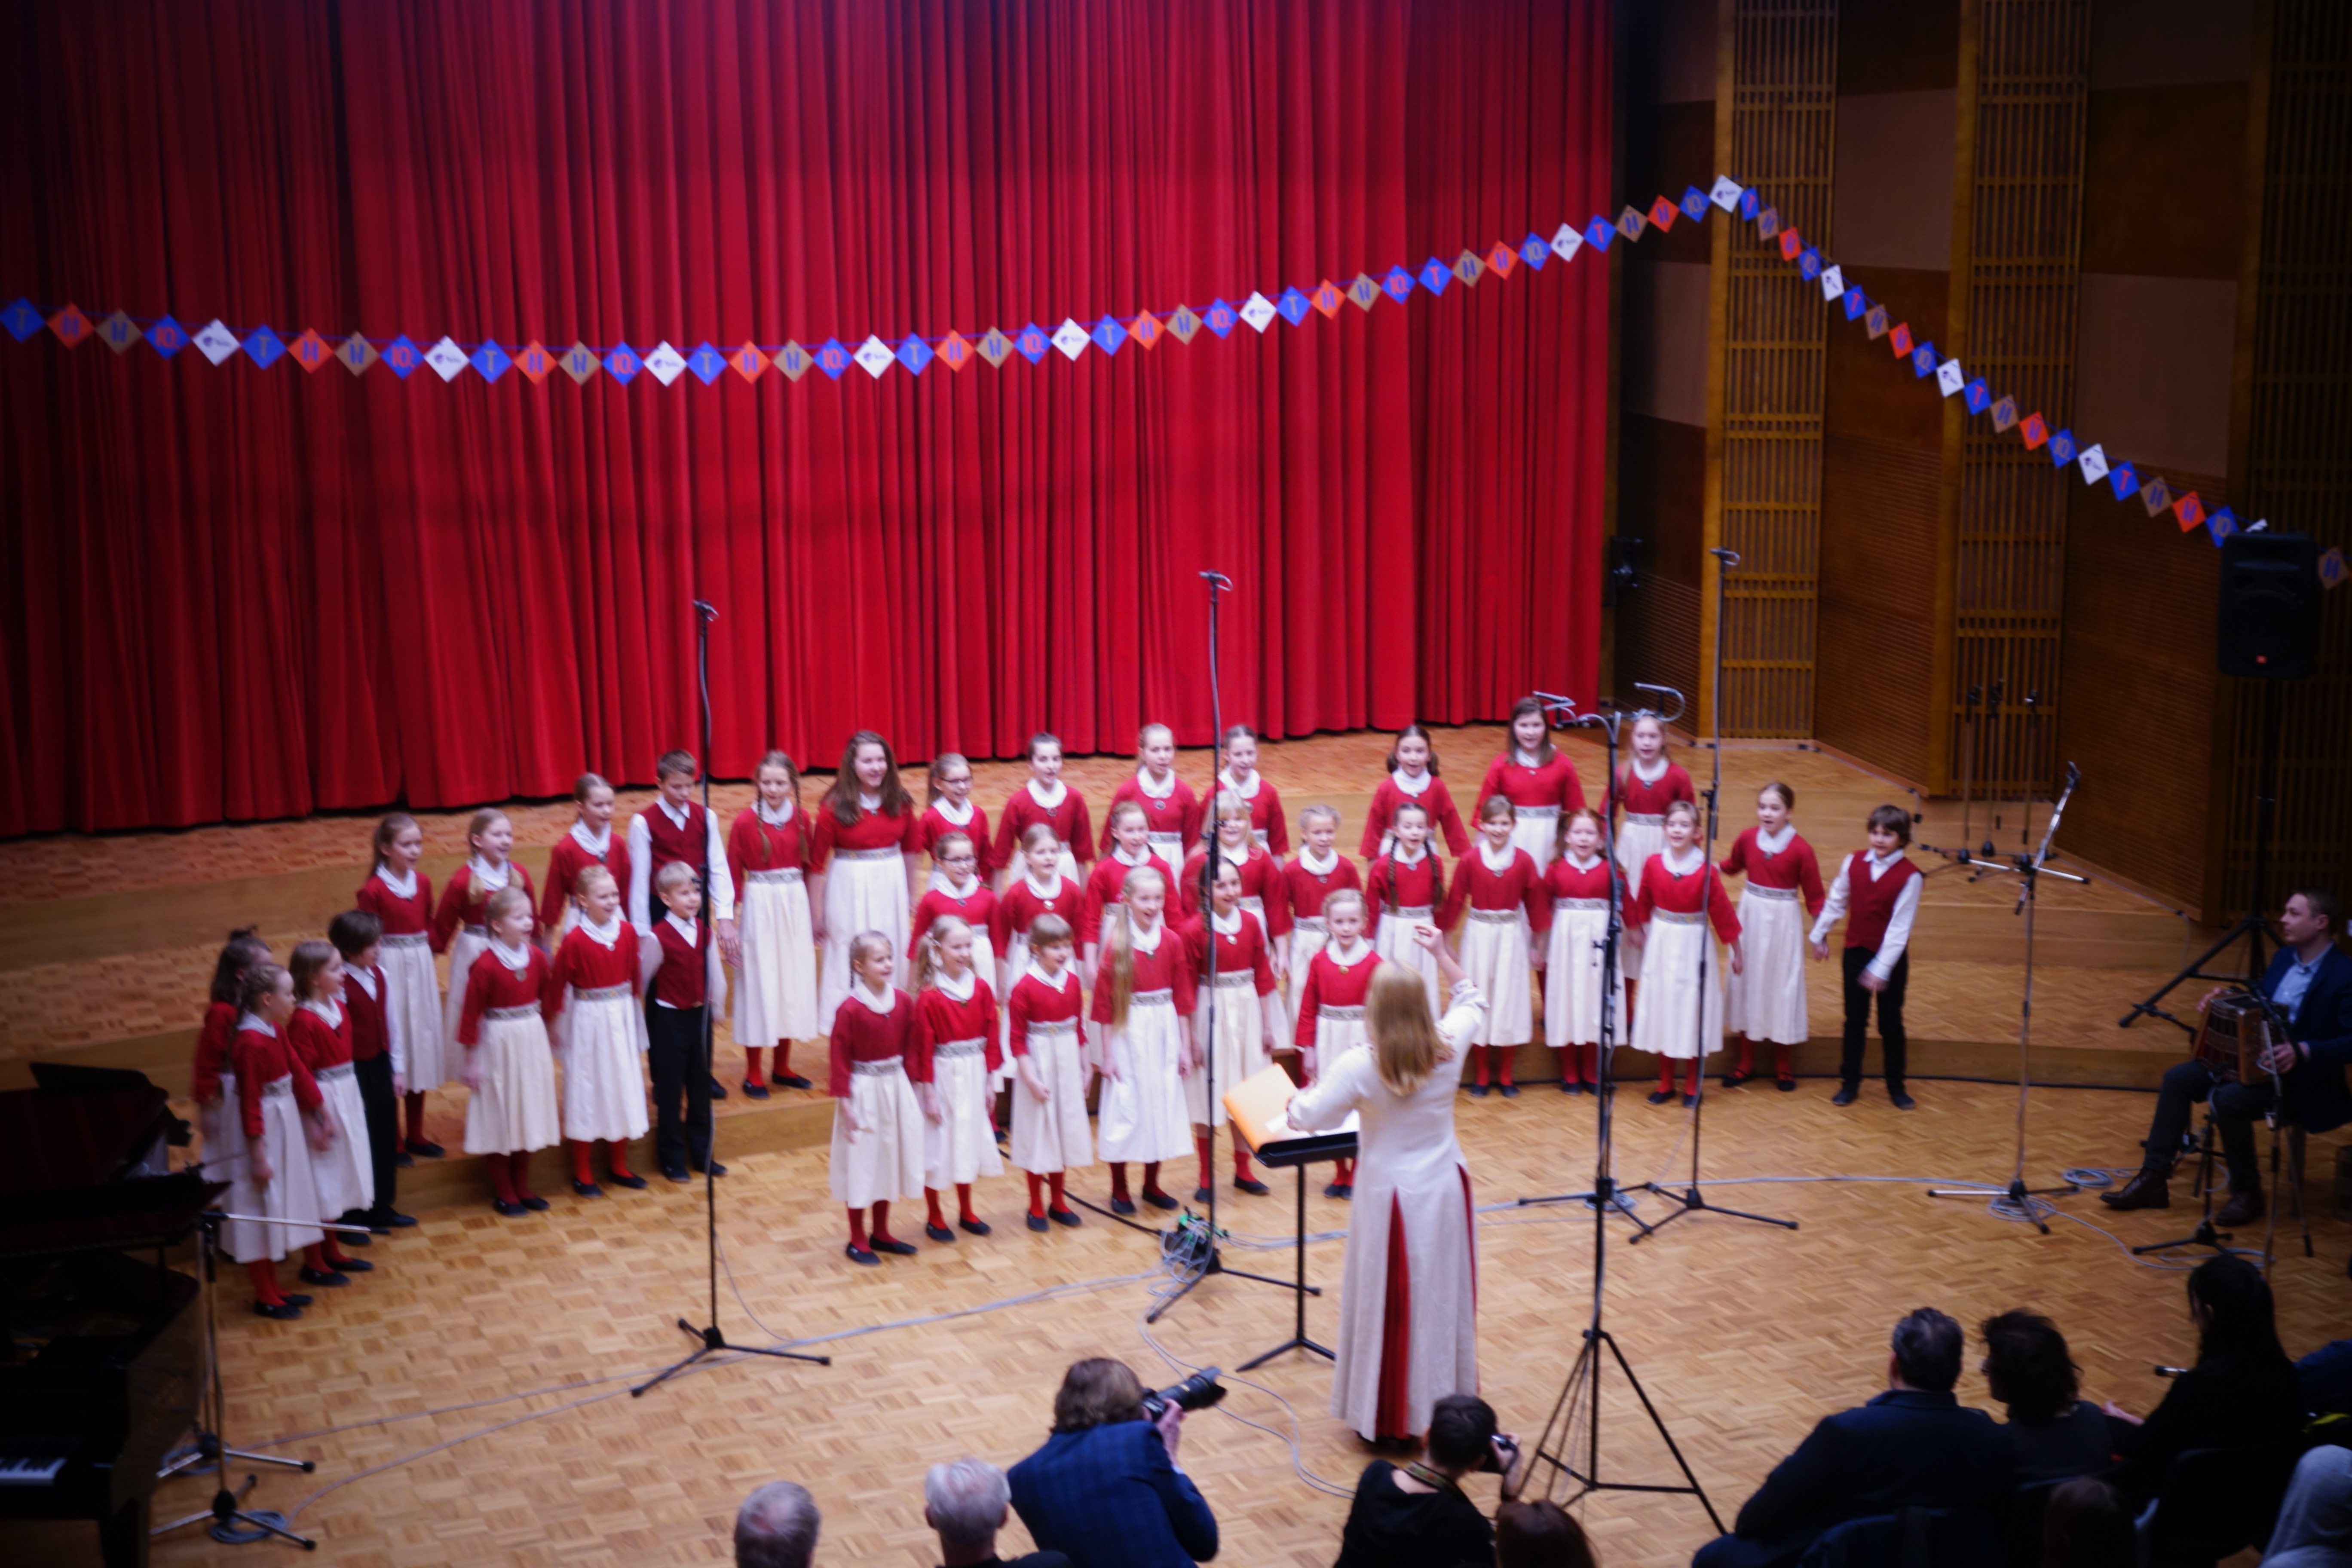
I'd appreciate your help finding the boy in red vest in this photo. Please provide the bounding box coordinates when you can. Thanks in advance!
[328,910,417,1231]
[628,749,739,1099]
[1810,805,1924,1109]
[647,861,726,1181]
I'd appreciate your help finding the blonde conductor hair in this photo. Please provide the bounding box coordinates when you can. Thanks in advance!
[1101,865,1167,1029]
[1367,960,1453,1096]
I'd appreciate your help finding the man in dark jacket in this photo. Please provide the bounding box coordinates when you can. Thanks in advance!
[1693,1308,2011,1568]
[1009,1360,1217,1568]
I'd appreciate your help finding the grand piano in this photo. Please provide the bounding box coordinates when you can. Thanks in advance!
[0,1066,213,1566]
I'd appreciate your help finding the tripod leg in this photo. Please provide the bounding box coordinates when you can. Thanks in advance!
[1599,1329,1724,1532]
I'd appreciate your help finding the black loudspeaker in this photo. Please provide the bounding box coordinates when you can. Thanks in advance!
[2216,532,2320,680]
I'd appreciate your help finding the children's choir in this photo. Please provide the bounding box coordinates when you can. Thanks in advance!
[196,710,1928,1308]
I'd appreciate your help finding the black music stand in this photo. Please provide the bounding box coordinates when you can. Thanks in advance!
[1234,1127,1351,1372]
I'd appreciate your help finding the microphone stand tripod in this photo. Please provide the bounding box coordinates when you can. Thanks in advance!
[1924,763,2086,1231]
[634,598,829,1396]
[1148,570,1295,1323]
[1630,554,1795,1242]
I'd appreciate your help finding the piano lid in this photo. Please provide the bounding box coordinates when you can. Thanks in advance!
[0,1076,217,1258]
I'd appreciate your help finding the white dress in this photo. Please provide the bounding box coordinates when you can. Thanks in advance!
[1091,920,1192,1164]
[1455,842,1535,1045]
[1372,850,1444,1018]
[1008,967,1092,1175]
[818,796,913,1026]
[551,916,652,1144]
[1185,908,1278,1129]
[371,866,443,1090]
[1630,849,1728,1061]
[1288,981,1488,1439]
[1131,769,1190,866]
[1543,856,1628,1048]
[299,999,374,1218]
[922,970,1004,1188]
[461,942,564,1155]
[735,801,821,1047]
[1503,750,1562,870]
[1723,826,1810,1046]
[828,984,927,1207]
[1612,760,1672,983]
[222,1021,326,1264]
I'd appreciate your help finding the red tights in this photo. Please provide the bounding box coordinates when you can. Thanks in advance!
[1194,1133,1255,1183]
[1024,1170,1070,1217]
[1106,1161,1167,1202]
[1656,1058,1701,1096]
[1733,1036,1792,1078]
[925,1184,979,1228]
[1472,1044,1516,1087]
[1556,1043,1602,1086]
[847,1201,900,1250]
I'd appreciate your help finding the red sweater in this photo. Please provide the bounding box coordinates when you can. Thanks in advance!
[810,802,923,866]
[1441,846,1550,931]
[289,1002,352,1072]
[1361,774,1472,857]
[1543,854,1625,908]
[992,875,1084,955]
[1278,851,1363,925]
[1089,928,1200,1024]
[1179,844,1292,936]
[1611,761,1697,823]
[1365,851,1446,937]
[1006,968,1085,1057]
[1629,853,1742,943]
[1080,851,1178,946]
[1719,827,1826,919]
[431,862,535,952]
[728,807,812,887]
[1293,940,1381,1055]
[544,922,644,1020]
[231,1020,322,1139]
[1216,773,1289,855]
[1102,773,1201,855]
[920,801,995,880]
[356,867,434,939]
[1477,751,1589,816]
[543,828,628,928]
[1183,912,1277,997]
[194,1001,237,1102]
[457,946,554,1046]
[911,880,1000,956]
[996,782,1095,870]
[829,989,925,1095]
[916,980,1001,1075]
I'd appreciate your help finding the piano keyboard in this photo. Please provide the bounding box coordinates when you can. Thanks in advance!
[0,1453,65,1486]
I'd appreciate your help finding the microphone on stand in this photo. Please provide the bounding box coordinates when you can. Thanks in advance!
[1708,548,1741,566]
[691,599,719,623]
[1198,571,1233,589]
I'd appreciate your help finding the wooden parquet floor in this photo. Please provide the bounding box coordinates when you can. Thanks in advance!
[9,1081,2346,1568]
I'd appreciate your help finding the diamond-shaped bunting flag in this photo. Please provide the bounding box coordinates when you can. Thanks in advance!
[1204,301,1237,339]
[558,341,598,385]
[1756,208,1781,240]
[147,316,188,358]
[602,341,641,383]
[1275,286,1310,324]
[853,335,896,377]
[1382,266,1415,303]
[337,333,378,375]
[1046,320,1087,362]
[1798,248,1822,281]
[1648,196,1678,232]
[937,331,973,370]
[1937,359,1965,397]
[98,310,140,353]
[1844,288,1868,321]
[1617,207,1648,241]
[1312,280,1343,317]
[516,342,555,384]
[1418,257,1451,295]
[423,336,467,382]
[2107,459,2138,500]
[774,341,813,381]
[1240,292,1278,331]
[1912,343,1937,377]
[1963,378,1991,414]
[975,328,1014,367]
[1820,265,1845,301]
[1681,185,1710,222]
[287,329,329,371]
[1349,273,1383,309]
[1089,316,1126,356]
[2174,490,2205,531]
[2318,547,2345,588]
[49,304,91,347]
[1552,224,1584,263]
[1519,236,1550,272]
[1739,189,1761,220]
[685,342,726,385]
[1583,217,1615,253]
[1013,324,1049,363]
[1864,304,1890,340]
[1,298,40,341]
[2048,428,2076,466]
[1890,323,1913,358]
[1710,176,1745,212]
[1990,395,2019,432]
[1166,308,1202,345]
[193,319,241,365]
[1450,252,1482,288]
[2205,506,2237,546]
[471,340,513,384]
[814,339,853,379]
[643,341,688,386]
[896,334,934,374]
[2020,412,2048,449]
[1130,312,1161,349]
[727,342,766,382]
[1779,229,1804,262]
[1487,243,1516,280]
[2140,476,2173,516]
[241,325,285,369]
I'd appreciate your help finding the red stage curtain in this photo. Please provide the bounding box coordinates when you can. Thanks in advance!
[0,0,1610,836]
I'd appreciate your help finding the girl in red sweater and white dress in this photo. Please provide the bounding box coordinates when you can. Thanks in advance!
[1537,808,1628,1095]
[920,752,993,891]
[809,732,925,1027]
[910,830,998,994]
[1291,888,1376,1196]
[356,813,440,1158]
[286,941,374,1287]
[1216,725,1287,854]
[1103,723,1199,867]
[1478,696,1589,872]
[1626,800,1742,1105]
[1280,804,1362,1002]
[541,773,626,941]
[1007,913,1090,1229]
[1081,801,1175,984]
[994,732,1093,889]
[1442,795,1549,1096]
[432,808,536,1116]
[1361,724,1471,859]
[828,932,931,1265]
[992,825,1084,1022]
[729,750,820,1096]
[1181,790,1292,974]
[224,964,334,1318]
[1719,781,1825,1092]
[912,914,1002,1242]
[1611,714,1697,991]
[542,865,650,1196]
[1090,867,1197,1216]
[194,929,271,1181]
[1366,801,1447,1014]
[456,886,561,1216]
[1185,858,1280,1201]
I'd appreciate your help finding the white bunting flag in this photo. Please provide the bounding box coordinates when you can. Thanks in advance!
[644,341,688,386]
[852,335,895,378]
[1819,265,1844,301]
[423,336,468,382]
[1050,318,1090,362]
[1551,223,1584,264]
[2077,444,2110,485]
[1239,292,1277,333]
[1709,176,1745,213]
[1936,359,1966,398]
[192,318,240,365]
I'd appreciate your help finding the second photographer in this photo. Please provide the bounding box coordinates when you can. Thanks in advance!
[1008,1359,1221,1567]
[1332,1393,1532,1568]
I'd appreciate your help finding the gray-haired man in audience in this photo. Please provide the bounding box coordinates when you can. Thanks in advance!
[928,1458,1071,1568]
[737,1479,821,1568]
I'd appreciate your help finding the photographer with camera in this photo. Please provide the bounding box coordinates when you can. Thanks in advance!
[1333,1392,1531,1568]
[1007,1358,1221,1567]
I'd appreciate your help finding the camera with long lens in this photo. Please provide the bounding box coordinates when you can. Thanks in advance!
[1140,1368,1227,1422]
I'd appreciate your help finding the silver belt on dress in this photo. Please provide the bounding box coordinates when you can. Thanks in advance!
[1390,904,1434,919]
[1554,897,1608,913]
[1651,909,1708,927]
[462,924,487,938]
[260,1076,294,1100]
[1026,1018,1078,1037]
[1624,813,1665,827]
[1514,804,1560,819]
[1292,916,1328,933]
[746,866,804,884]
[1468,908,1523,925]
[933,1036,988,1060]
[486,1004,539,1022]
[1130,987,1175,1009]
[578,983,633,1002]
[315,1062,355,1084]
[1209,971,1258,990]
[833,847,901,863]
[851,1055,904,1077]
[1318,1004,1365,1022]
[1743,883,1800,902]
[382,931,429,949]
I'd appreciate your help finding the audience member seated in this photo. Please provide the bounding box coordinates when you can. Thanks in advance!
[2100,1255,2303,1506]
[2301,1338,2352,1418]
[736,1480,821,1568]
[925,1457,1070,1568]
[1981,1310,2113,1483]
[2039,1476,2133,1568]
[2265,1446,2352,1568]
[1332,1393,1530,1568]
[1007,1359,1218,1568]
[1495,1497,1599,1568]
[1690,1307,2009,1568]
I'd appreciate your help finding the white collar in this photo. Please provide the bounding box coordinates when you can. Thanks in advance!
[931,967,977,1003]
[756,798,796,827]
[1211,906,1243,936]
[237,1013,275,1036]
[1480,838,1516,871]
[1393,767,1433,796]
[1868,848,1904,873]
[1136,766,1176,800]
[1390,844,1428,867]
[851,980,896,1015]
[469,856,512,890]
[657,796,694,827]
[665,911,701,945]
[1298,845,1339,876]
[1662,845,1704,875]
[570,820,611,856]
[931,796,973,824]
[1326,936,1372,966]
[579,911,624,949]
[1026,960,1075,992]
[375,864,418,899]
[1219,769,1260,799]
[1755,823,1795,854]
[1026,778,1068,809]
[1213,835,1253,862]
[300,997,342,1027]
[1112,845,1152,869]
[858,790,882,812]
[348,966,380,998]
[1631,755,1668,783]
[941,872,982,900]
[1025,873,1063,902]
[1566,851,1602,871]
[1513,747,1546,769]
[1128,916,1164,955]
[490,936,533,972]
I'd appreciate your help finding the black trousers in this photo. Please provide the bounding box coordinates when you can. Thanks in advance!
[2144,1058,2274,1193]
[647,1001,713,1172]
[1839,947,1909,1091]
[352,1052,400,1216]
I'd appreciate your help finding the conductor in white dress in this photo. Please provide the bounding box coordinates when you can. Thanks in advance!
[1286,923,1488,1444]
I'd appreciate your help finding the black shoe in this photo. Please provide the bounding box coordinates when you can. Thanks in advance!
[1646,1090,1674,1105]
[573,1180,605,1199]
[1830,1086,1859,1107]
[365,1207,418,1230]
[741,1081,771,1100]
[1324,1180,1347,1198]
[663,1166,691,1182]
[337,1210,375,1240]
[327,1256,374,1274]
[493,1199,527,1217]
[1027,1213,1050,1232]
[518,1194,551,1211]
[2100,1169,2170,1211]
[1193,1185,1211,1204]
[1110,1197,1137,1216]
[1468,1083,1491,1098]
[1498,1084,1520,1099]
[960,1217,992,1237]
[2214,1188,2263,1227]
[777,1073,813,1090]
[692,1162,728,1178]
[394,1150,415,1168]
[1333,1184,1353,1200]
[298,1267,350,1288]
[406,1139,446,1159]
[281,1292,313,1308]
[333,1229,372,1247]
[1142,1189,1180,1211]
[845,1244,879,1266]
[1234,1177,1271,1196]
[1682,1092,1698,1108]
[1776,1076,1798,1093]
[1890,1091,1917,1111]
[1561,1080,1583,1095]
[1723,1069,1754,1089]
[872,1237,919,1257]
[924,1222,956,1243]
[253,1301,303,1320]
[608,1173,649,1191]
[1049,1207,1081,1227]
[708,1077,728,1100]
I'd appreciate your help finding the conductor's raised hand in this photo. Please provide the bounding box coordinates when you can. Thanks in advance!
[1410,922,1444,954]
